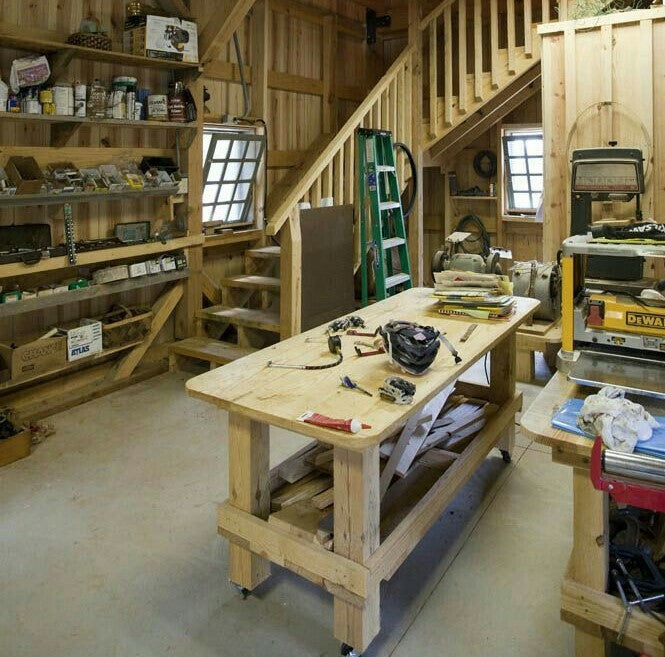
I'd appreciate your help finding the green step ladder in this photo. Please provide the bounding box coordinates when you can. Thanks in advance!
[357,128,412,306]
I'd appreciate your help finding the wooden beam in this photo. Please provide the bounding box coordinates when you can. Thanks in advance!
[333,446,381,652]
[250,0,268,118]
[458,0,467,115]
[280,208,302,338]
[200,0,257,66]
[113,283,184,380]
[227,414,272,590]
[322,14,337,133]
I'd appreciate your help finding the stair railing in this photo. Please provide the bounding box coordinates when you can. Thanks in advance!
[421,0,551,145]
[265,45,415,238]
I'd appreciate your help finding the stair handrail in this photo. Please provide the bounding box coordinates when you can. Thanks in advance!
[265,44,415,236]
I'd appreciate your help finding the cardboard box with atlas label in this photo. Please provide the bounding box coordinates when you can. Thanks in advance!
[63,320,103,362]
[124,16,198,62]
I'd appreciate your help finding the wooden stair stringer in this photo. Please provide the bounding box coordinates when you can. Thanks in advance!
[428,62,542,163]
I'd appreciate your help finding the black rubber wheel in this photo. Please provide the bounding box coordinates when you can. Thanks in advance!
[501,449,512,464]
[341,643,361,657]
[232,583,251,599]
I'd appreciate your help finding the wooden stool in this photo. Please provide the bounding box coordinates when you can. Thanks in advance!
[516,318,561,382]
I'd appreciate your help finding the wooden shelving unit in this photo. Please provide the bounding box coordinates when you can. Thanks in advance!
[0,187,181,208]
[0,235,201,278]
[0,269,189,318]
[0,30,200,72]
[0,21,204,418]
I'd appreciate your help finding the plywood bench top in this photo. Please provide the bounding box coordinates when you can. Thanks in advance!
[187,288,539,450]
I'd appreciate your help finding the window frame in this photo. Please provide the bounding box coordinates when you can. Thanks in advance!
[201,125,266,229]
[501,125,544,217]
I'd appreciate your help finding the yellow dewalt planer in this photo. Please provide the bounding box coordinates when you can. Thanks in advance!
[559,147,665,400]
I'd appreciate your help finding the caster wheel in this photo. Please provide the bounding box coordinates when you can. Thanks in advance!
[233,583,250,599]
[341,643,361,657]
[501,449,512,464]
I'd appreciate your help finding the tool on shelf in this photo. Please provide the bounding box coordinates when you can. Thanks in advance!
[267,335,343,370]
[63,203,76,265]
[357,128,412,305]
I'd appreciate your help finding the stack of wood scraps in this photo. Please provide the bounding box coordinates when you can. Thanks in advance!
[265,384,498,553]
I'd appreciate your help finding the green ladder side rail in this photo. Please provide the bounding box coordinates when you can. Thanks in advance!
[357,128,412,306]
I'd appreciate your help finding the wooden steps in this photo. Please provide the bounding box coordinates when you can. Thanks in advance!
[245,246,281,259]
[197,305,281,333]
[169,337,256,367]
[220,274,280,291]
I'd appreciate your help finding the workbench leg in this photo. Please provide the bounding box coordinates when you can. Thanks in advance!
[227,412,271,591]
[516,348,535,382]
[333,446,381,653]
[490,332,518,460]
[572,467,608,657]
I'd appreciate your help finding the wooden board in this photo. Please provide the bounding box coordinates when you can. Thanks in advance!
[187,288,538,450]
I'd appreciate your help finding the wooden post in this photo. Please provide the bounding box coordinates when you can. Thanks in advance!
[572,468,608,656]
[228,412,272,590]
[175,74,204,339]
[280,208,302,339]
[251,0,269,229]
[488,330,517,456]
[408,1,424,287]
[333,445,381,652]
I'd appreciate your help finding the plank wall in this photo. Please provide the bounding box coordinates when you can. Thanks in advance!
[541,9,665,260]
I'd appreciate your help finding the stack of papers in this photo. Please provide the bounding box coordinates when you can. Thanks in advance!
[433,271,515,320]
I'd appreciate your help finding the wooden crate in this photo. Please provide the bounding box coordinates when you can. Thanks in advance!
[540,8,665,260]
[0,429,31,468]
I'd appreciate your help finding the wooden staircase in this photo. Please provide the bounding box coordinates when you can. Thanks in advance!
[170,242,282,369]
[421,0,550,161]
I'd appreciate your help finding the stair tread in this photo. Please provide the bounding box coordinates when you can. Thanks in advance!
[170,337,257,363]
[382,237,406,249]
[221,275,281,290]
[385,273,411,288]
[198,305,281,332]
[246,246,281,258]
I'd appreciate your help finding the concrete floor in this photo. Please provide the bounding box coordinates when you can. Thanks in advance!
[0,356,574,657]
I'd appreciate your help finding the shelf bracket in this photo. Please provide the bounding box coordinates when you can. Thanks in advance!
[50,121,82,147]
[47,47,76,83]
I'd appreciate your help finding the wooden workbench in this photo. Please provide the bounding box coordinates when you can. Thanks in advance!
[521,372,665,657]
[187,288,538,654]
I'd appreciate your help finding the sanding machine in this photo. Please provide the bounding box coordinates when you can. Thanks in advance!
[558,147,665,400]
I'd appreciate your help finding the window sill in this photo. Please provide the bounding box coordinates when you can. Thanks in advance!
[203,228,263,249]
[502,215,542,224]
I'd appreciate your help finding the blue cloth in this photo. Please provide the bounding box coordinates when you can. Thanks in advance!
[551,398,665,458]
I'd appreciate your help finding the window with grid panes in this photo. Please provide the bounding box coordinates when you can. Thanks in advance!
[201,127,266,226]
[502,129,544,214]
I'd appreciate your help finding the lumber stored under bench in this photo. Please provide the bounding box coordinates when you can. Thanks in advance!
[521,372,665,657]
[187,287,538,653]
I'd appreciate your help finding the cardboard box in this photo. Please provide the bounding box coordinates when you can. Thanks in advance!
[124,16,198,63]
[0,429,31,468]
[6,156,45,194]
[0,335,67,382]
[65,321,103,361]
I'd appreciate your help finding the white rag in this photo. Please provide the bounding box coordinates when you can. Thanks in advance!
[578,386,658,453]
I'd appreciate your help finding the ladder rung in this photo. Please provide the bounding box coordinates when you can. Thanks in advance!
[376,165,396,173]
[385,273,411,289]
[382,237,406,249]
[379,201,402,212]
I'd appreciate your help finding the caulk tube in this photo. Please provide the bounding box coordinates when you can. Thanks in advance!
[297,410,371,434]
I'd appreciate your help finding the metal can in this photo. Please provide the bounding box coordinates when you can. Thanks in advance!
[74,82,86,117]
[147,94,168,121]
[134,101,142,121]
[53,83,73,115]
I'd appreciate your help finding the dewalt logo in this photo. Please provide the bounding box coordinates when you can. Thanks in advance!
[626,312,665,330]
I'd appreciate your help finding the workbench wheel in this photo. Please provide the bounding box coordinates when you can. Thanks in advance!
[232,583,251,600]
[500,449,512,464]
[341,643,361,657]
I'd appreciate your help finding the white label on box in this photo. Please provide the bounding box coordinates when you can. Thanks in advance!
[161,256,176,271]
[128,262,148,278]
[66,321,103,361]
